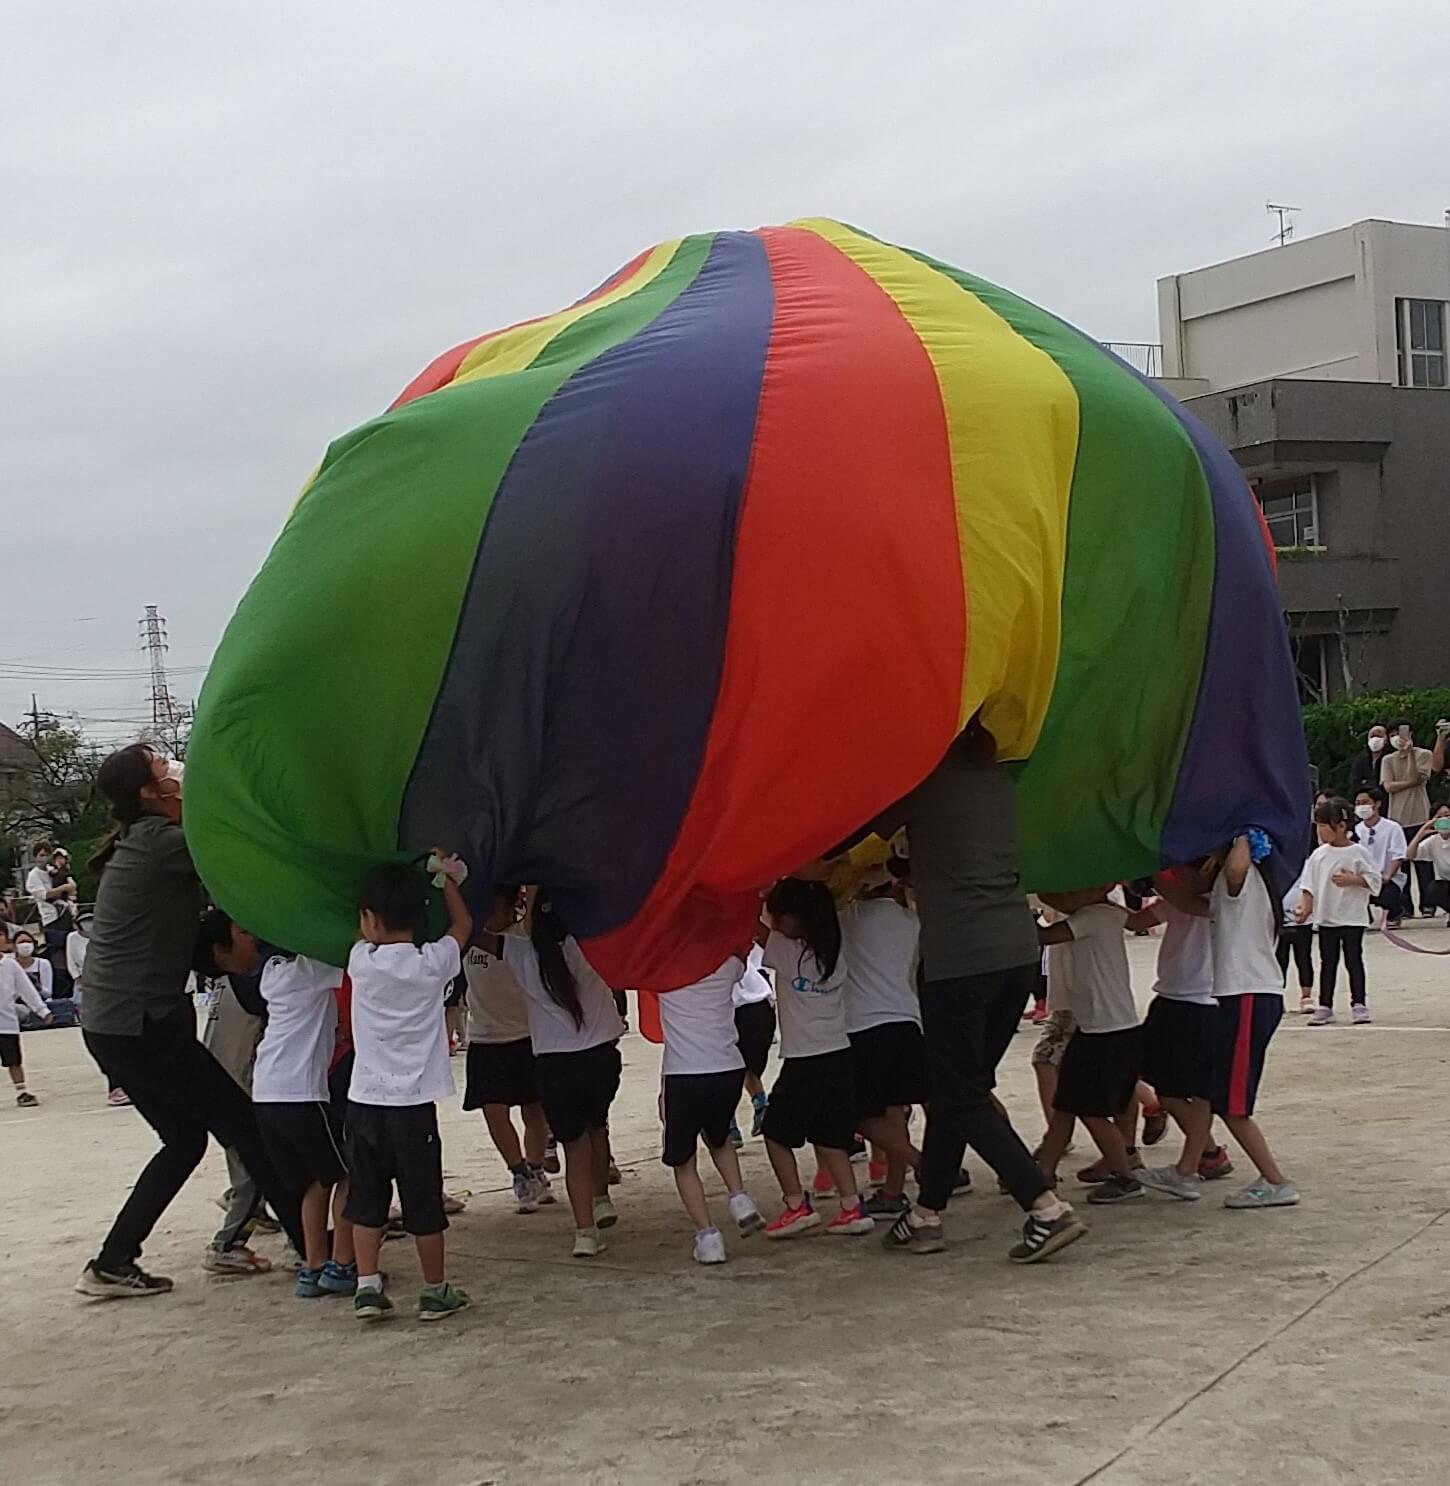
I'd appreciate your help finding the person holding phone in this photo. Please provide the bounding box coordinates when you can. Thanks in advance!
[1406,808,1450,920]
[1380,722,1435,916]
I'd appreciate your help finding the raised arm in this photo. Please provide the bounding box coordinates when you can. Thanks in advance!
[1223,835,1252,897]
[440,873,472,950]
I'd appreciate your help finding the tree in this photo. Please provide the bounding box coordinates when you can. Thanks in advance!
[0,714,104,857]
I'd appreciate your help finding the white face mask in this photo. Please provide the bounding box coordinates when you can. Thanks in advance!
[14,942,35,960]
[1368,735,1386,752]
[1355,803,1375,821]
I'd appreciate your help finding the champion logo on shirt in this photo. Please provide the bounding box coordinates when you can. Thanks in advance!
[791,975,837,996]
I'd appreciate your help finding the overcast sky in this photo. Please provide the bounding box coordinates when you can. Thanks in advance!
[3,1,1447,744]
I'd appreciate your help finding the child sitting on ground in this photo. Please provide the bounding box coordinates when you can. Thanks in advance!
[345,854,472,1323]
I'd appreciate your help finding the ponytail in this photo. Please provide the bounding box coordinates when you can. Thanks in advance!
[531,896,583,1029]
[89,744,157,875]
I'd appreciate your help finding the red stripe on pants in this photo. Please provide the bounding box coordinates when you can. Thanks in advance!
[1227,996,1254,1118]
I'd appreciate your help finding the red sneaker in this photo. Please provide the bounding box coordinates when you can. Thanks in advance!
[867,1160,888,1189]
[1198,1145,1235,1181]
[811,1168,837,1198]
[764,1200,821,1240]
[1028,1002,1049,1023]
[825,1201,875,1236]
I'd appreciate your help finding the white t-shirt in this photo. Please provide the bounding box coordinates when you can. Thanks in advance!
[1061,903,1136,1033]
[1210,868,1285,998]
[0,955,47,1035]
[839,898,921,1033]
[347,937,461,1106]
[463,943,530,1044]
[1045,940,1073,1013]
[66,930,89,982]
[1355,816,1407,888]
[1150,902,1214,1005]
[761,930,850,1059]
[658,957,745,1076]
[501,935,625,1056]
[26,865,58,927]
[731,944,774,1008]
[252,955,342,1103]
[1414,832,1450,882]
[1299,843,1380,928]
[14,954,52,1000]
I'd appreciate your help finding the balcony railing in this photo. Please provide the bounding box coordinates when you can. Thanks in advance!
[1102,341,1163,377]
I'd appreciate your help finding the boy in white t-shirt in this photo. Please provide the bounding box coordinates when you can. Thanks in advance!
[1034,888,1144,1205]
[345,857,472,1323]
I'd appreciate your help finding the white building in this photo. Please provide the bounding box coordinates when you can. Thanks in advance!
[1157,218,1449,393]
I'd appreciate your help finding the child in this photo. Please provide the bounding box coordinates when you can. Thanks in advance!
[0,936,51,1105]
[490,893,626,1259]
[66,915,91,1004]
[461,886,553,1213]
[251,952,357,1298]
[1406,807,1450,918]
[1033,888,1144,1205]
[1210,832,1299,1207]
[839,872,926,1222]
[345,856,473,1322]
[758,878,873,1238]
[657,955,765,1263]
[730,945,775,1143]
[1299,800,1380,1026]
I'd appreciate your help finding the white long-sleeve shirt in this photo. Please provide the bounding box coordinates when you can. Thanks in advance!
[0,957,48,1035]
[66,931,88,983]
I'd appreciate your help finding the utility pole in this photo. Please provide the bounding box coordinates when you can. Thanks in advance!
[28,693,41,742]
[1266,202,1301,247]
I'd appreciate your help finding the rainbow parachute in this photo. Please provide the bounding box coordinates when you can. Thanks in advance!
[186,218,1308,988]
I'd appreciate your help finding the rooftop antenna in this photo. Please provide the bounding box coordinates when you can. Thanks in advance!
[1267,202,1301,247]
[140,604,178,729]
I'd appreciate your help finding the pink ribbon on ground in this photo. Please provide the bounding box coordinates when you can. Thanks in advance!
[1380,910,1450,956]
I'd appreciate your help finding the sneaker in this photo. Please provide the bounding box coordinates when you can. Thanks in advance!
[727,1118,744,1150]
[1197,1145,1235,1182]
[749,1095,768,1138]
[1009,1209,1088,1264]
[318,1259,357,1295]
[1307,1006,1335,1026]
[1352,1004,1372,1025]
[593,1194,618,1230]
[882,1210,945,1254]
[1387,918,1404,931]
[573,1228,607,1259]
[529,1165,557,1205]
[74,1259,173,1299]
[764,1200,821,1240]
[867,1159,888,1189]
[203,1244,272,1275]
[826,1201,875,1236]
[513,1166,539,1214]
[728,1191,764,1236]
[354,1285,393,1322]
[1141,1107,1169,1146]
[693,1227,728,1265]
[441,1192,467,1215]
[1086,1173,1145,1205]
[1137,1165,1202,1201]
[106,1088,131,1107]
[952,1167,973,1195]
[296,1266,324,1299]
[15,1091,38,1108]
[543,1139,561,1175]
[864,1190,911,1222]
[607,1162,622,1186]
[1297,994,1314,1014]
[1028,1001,1049,1023]
[811,1168,837,1199]
[418,1281,471,1322]
[1224,1178,1300,1209]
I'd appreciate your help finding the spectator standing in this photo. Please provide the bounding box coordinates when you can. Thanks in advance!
[1380,722,1435,916]
[1348,725,1389,799]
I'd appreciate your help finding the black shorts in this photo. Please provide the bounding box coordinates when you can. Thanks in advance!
[1053,1025,1142,1119]
[343,1101,447,1235]
[1140,997,1215,1102]
[850,1020,928,1120]
[1211,993,1282,1118]
[662,1068,746,1166]
[761,1047,857,1151]
[0,1032,20,1069]
[256,1100,348,1194]
[463,1037,538,1110]
[733,1000,776,1078]
[534,1041,621,1146]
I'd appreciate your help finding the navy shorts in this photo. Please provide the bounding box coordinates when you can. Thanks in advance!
[344,1101,446,1235]
[1210,994,1282,1118]
[849,1020,928,1120]
[661,1068,746,1166]
[1140,997,1215,1101]
[762,1047,856,1151]
[463,1037,538,1110]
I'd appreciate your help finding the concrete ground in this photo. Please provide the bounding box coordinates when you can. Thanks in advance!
[5,927,1450,1486]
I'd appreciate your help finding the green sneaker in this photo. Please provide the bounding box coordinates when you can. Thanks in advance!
[418,1282,471,1322]
[354,1286,393,1323]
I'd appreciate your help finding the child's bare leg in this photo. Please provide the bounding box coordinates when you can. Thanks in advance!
[1082,1115,1134,1177]
[766,1139,803,1204]
[521,1103,548,1166]
[1034,1062,1057,1133]
[353,1224,382,1279]
[673,1156,712,1229]
[330,1182,355,1266]
[6,1065,22,1089]
[300,1182,330,1269]
[706,1139,745,1196]
[744,1072,765,1100]
[1115,1087,1142,1153]
[562,1134,595,1228]
[1161,1096,1212,1176]
[483,1104,524,1168]
[859,1110,912,1196]
[415,1231,445,1286]
[1036,1109,1075,1182]
[816,1145,859,1202]
[588,1126,611,1198]
[1223,1115,1285,1185]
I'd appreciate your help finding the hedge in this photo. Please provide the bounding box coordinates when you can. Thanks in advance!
[1301,688,1450,799]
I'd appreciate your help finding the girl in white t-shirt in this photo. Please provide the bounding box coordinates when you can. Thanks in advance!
[1296,798,1381,1025]
[756,878,873,1240]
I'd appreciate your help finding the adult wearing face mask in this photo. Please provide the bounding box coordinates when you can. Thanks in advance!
[1349,726,1389,799]
[74,743,303,1301]
[1406,808,1450,921]
[10,930,55,1015]
[1353,787,1408,929]
[1380,721,1436,917]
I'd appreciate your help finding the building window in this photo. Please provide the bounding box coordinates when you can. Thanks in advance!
[1289,633,1327,706]
[1255,475,1319,548]
[1395,297,1447,388]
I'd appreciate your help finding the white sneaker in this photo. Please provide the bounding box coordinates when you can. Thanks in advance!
[573,1228,607,1259]
[1307,1006,1334,1026]
[202,1244,273,1275]
[693,1227,727,1264]
[1137,1165,1202,1201]
[531,1166,557,1205]
[1224,1178,1300,1209]
[1351,1004,1372,1025]
[728,1191,764,1235]
[593,1194,618,1230]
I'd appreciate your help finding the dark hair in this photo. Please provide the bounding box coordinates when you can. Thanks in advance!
[530,896,583,1028]
[12,928,36,948]
[1354,784,1389,811]
[193,907,237,979]
[1314,797,1355,832]
[358,861,429,935]
[89,743,158,874]
[764,877,841,980]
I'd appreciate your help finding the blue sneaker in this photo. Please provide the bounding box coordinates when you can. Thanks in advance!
[727,1117,744,1149]
[750,1094,768,1138]
[295,1266,324,1299]
[318,1259,357,1296]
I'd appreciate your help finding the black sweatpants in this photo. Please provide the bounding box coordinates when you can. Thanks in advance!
[84,1006,304,1270]
[1275,925,1315,990]
[917,962,1049,1213]
[1318,926,1367,1009]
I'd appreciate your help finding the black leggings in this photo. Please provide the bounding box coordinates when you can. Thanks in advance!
[1275,926,1315,990]
[1318,926,1367,1008]
[84,1006,304,1270]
